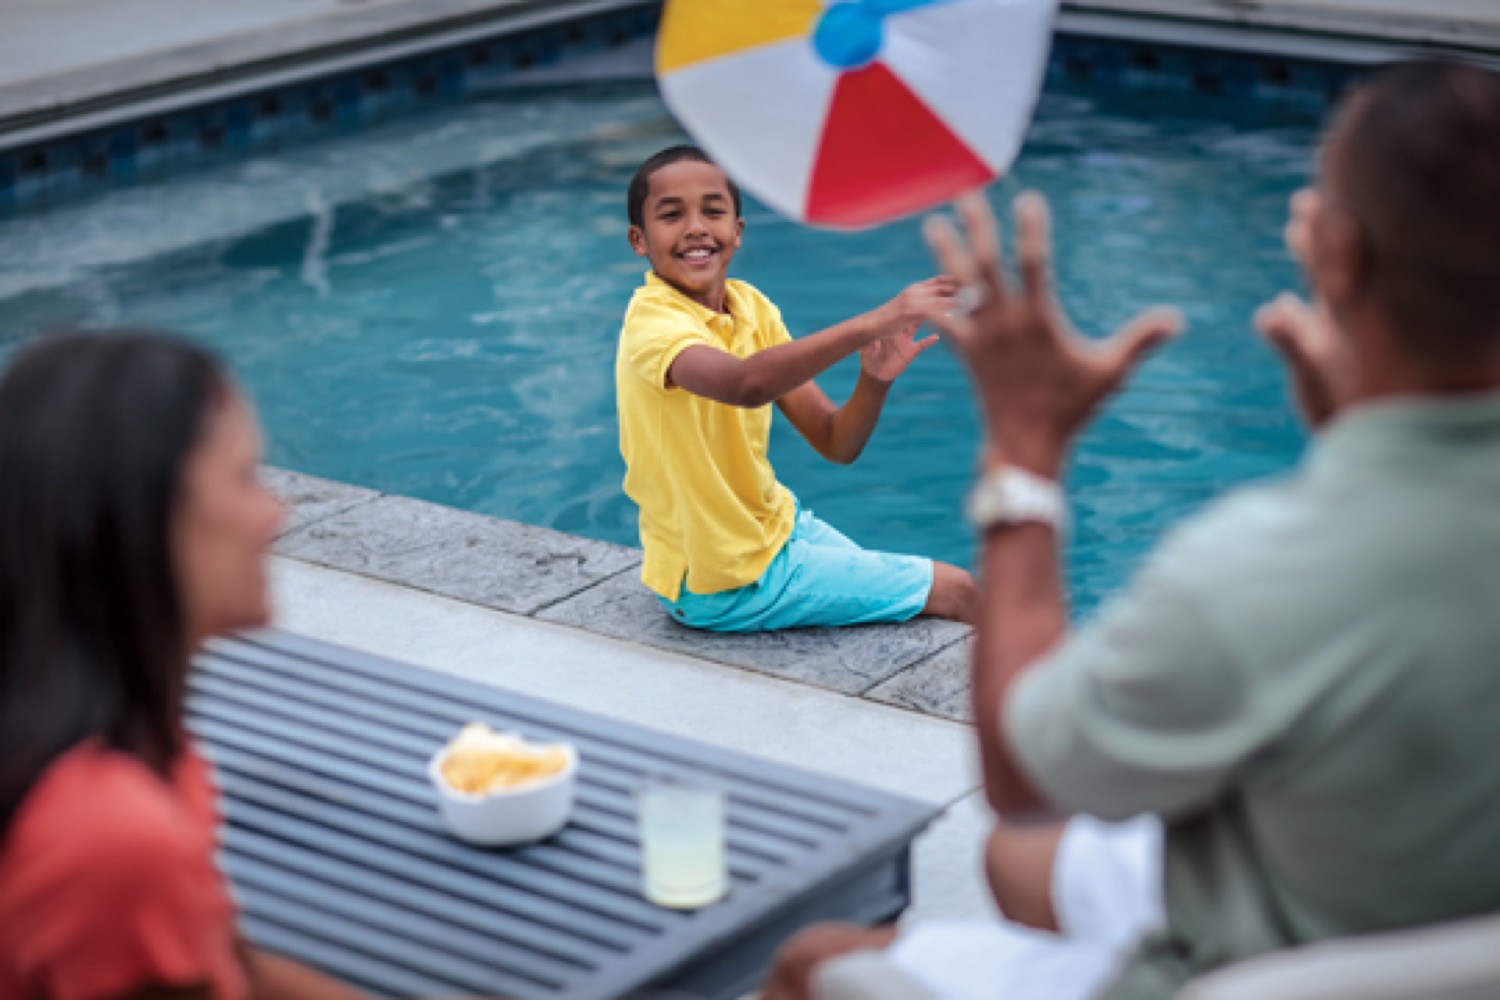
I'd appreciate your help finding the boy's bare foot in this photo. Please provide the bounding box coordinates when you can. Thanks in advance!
[923,562,979,624]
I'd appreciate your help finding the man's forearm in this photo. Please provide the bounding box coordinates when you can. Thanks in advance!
[972,451,1070,819]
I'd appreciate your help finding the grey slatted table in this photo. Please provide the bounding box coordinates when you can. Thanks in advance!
[188,630,940,999]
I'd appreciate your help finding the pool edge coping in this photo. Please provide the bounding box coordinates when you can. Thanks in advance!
[263,466,977,726]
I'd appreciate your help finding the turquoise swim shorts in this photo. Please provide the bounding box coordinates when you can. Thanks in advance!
[660,506,934,633]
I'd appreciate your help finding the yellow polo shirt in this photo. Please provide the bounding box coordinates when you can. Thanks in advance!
[616,272,797,601]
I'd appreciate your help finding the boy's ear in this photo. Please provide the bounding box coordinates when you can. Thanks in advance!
[733,216,745,249]
[628,225,650,258]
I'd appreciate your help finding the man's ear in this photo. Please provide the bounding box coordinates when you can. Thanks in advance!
[732,216,745,250]
[1314,208,1370,313]
[628,225,650,258]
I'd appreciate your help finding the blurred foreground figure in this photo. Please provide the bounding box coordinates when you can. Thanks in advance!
[768,59,1500,1000]
[0,331,377,999]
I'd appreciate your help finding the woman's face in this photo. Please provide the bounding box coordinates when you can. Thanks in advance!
[174,391,284,646]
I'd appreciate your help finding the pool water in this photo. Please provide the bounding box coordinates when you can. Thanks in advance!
[0,79,1320,616]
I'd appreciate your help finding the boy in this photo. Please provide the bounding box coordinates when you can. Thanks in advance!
[616,145,978,632]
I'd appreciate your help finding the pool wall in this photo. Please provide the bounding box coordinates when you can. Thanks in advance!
[0,1,660,212]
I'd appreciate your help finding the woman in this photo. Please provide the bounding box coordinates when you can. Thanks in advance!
[0,331,370,1000]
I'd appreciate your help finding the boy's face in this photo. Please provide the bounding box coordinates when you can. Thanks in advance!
[628,160,744,309]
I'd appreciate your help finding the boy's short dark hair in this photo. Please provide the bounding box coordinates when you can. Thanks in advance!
[627,145,743,229]
[1327,60,1500,359]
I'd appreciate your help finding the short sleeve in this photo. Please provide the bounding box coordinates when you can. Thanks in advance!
[764,302,793,348]
[1005,548,1269,821]
[19,822,220,1000]
[732,281,792,350]
[1,748,244,1000]
[622,295,714,390]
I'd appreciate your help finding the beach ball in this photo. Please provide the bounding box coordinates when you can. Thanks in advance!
[656,0,1059,229]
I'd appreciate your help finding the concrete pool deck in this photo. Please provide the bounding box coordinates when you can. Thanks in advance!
[265,473,996,927]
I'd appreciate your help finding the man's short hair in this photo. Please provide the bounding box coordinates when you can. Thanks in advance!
[1327,60,1500,360]
[627,145,743,229]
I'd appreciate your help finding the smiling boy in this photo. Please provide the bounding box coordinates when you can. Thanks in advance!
[616,145,978,632]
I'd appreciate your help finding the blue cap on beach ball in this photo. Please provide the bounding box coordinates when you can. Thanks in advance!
[813,3,886,70]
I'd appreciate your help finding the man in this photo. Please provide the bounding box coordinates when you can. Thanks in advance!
[766,59,1500,1000]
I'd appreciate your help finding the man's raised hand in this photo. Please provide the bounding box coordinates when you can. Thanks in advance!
[922,193,1182,477]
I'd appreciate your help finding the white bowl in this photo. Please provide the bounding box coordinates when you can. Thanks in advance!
[428,739,578,846]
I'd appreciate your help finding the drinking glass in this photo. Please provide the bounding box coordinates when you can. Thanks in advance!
[637,774,728,909]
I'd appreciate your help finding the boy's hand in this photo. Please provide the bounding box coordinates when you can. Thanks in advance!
[860,276,956,383]
[922,193,1182,478]
[876,277,960,338]
[862,326,938,384]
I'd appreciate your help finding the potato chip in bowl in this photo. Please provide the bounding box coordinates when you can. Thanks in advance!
[440,724,572,794]
[429,723,577,845]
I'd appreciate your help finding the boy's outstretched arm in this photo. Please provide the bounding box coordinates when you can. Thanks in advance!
[667,279,955,413]
[776,317,939,464]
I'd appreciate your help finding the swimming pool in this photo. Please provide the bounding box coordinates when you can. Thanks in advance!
[0,78,1317,615]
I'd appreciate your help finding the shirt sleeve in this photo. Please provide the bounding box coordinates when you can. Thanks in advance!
[622,296,714,390]
[1005,540,1271,821]
[11,776,233,1000]
[764,301,793,348]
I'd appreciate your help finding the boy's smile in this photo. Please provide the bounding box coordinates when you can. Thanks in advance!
[629,160,745,314]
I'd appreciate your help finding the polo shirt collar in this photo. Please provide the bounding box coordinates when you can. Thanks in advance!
[645,271,740,326]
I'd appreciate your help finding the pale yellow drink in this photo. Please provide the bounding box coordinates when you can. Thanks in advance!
[638,781,728,909]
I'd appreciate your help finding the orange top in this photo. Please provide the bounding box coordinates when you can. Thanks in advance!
[0,740,247,1000]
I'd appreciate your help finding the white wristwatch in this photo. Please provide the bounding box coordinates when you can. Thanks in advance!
[965,465,1069,535]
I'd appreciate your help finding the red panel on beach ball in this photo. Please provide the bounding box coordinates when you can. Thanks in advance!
[805,62,994,228]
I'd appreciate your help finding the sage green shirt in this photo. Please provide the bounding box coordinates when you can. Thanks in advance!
[1008,392,1500,998]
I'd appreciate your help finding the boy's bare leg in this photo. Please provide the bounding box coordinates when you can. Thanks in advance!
[985,821,1067,932]
[921,562,979,624]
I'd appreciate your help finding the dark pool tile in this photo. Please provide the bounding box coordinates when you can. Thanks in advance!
[866,638,974,723]
[262,467,380,538]
[276,495,640,615]
[537,573,970,696]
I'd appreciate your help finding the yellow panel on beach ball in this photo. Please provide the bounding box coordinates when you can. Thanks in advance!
[656,0,823,74]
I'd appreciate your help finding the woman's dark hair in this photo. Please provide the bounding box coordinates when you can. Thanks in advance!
[0,330,230,834]
[627,144,743,228]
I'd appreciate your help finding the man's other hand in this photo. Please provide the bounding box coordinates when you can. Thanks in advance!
[763,923,899,1000]
[1256,292,1349,430]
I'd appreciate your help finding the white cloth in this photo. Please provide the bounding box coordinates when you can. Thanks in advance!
[887,815,1162,1000]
